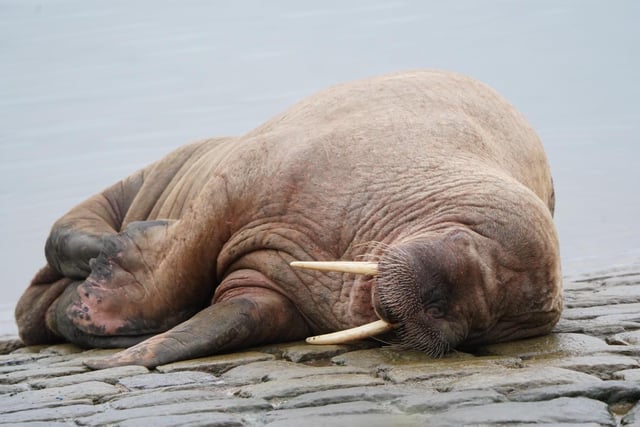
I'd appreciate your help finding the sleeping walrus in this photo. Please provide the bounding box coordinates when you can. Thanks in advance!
[15,70,562,369]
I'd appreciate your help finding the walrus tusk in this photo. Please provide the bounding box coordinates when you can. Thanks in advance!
[290,261,378,275]
[305,319,396,345]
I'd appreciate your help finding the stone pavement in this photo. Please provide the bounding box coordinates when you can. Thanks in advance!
[1,262,639,426]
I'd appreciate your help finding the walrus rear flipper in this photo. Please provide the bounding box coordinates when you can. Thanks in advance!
[84,287,309,369]
[15,265,71,345]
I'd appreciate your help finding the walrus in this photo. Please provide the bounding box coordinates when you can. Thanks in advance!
[15,69,562,369]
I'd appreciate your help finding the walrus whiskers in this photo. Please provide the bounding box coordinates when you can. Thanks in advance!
[305,319,396,344]
[290,261,379,275]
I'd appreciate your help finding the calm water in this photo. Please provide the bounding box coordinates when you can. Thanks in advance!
[1,1,639,335]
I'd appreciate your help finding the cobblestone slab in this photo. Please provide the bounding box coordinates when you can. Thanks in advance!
[0,381,118,414]
[155,351,276,375]
[262,400,390,424]
[615,368,640,381]
[77,398,272,426]
[263,413,427,427]
[107,388,232,409]
[0,261,638,426]
[29,365,149,389]
[118,371,222,390]
[436,366,601,393]
[509,380,640,404]
[280,385,408,409]
[0,404,101,424]
[394,389,506,413]
[436,396,616,426]
[236,373,385,399]
[256,342,376,362]
[116,412,244,427]
[381,356,522,383]
[623,402,640,426]
[0,365,89,385]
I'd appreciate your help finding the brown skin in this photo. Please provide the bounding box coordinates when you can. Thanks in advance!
[15,70,561,368]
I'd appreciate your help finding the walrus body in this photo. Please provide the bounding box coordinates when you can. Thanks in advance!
[15,70,562,368]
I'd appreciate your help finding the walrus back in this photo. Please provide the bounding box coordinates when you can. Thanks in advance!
[245,69,555,214]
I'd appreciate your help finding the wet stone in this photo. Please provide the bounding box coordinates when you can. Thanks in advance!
[236,373,384,399]
[4,423,75,427]
[0,338,24,355]
[437,396,616,426]
[10,345,50,355]
[562,302,640,321]
[477,333,612,358]
[221,360,369,386]
[614,368,640,382]
[564,284,640,308]
[280,385,410,409]
[0,365,88,384]
[553,317,638,337]
[39,344,84,356]
[529,354,640,379]
[155,350,275,375]
[395,389,506,413]
[118,371,222,390]
[278,343,358,363]
[29,365,149,388]
[0,403,101,424]
[441,366,601,393]
[116,412,244,427]
[0,352,48,367]
[221,360,296,385]
[331,347,464,371]
[1,398,94,415]
[509,380,640,405]
[108,388,231,410]
[608,329,640,345]
[51,348,124,367]
[264,412,428,427]
[256,340,377,359]
[0,363,37,375]
[622,402,640,426]
[382,356,520,383]
[263,401,388,424]
[77,398,271,426]
[269,364,371,382]
[0,382,29,394]
[0,381,119,414]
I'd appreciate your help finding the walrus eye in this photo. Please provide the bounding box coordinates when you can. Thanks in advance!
[426,305,444,319]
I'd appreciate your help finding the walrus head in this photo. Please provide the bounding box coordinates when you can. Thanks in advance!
[291,229,515,357]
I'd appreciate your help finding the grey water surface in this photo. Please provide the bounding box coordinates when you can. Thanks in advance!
[1,1,639,335]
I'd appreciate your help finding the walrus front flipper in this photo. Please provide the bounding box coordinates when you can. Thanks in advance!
[84,287,309,369]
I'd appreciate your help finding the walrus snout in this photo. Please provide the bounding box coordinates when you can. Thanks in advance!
[373,241,462,357]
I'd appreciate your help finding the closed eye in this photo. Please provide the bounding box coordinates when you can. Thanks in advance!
[425,305,445,319]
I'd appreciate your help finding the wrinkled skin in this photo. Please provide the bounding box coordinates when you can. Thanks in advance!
[15,70,562,368]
